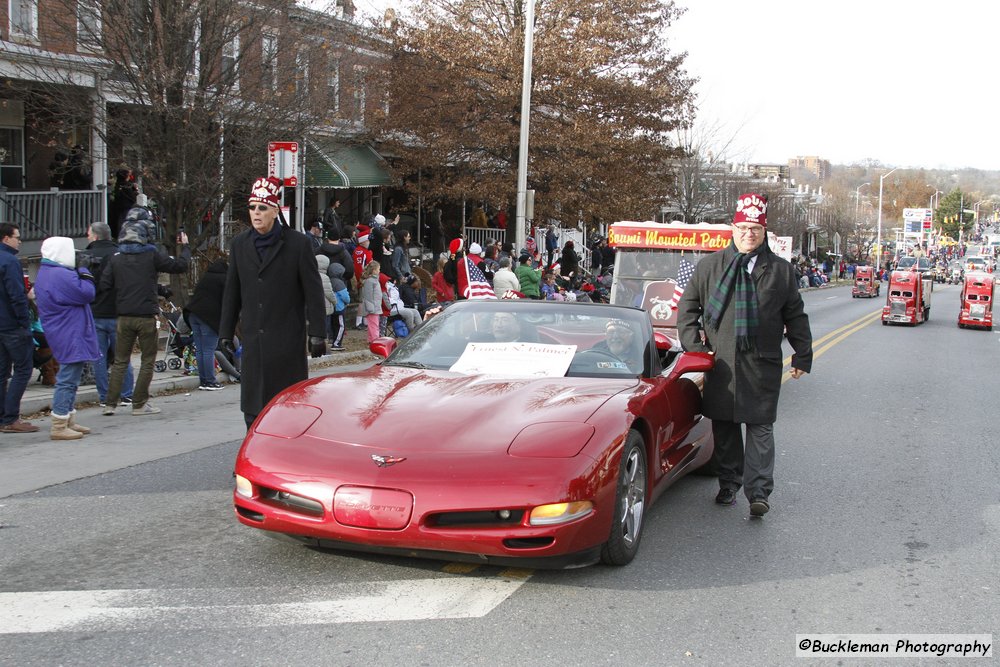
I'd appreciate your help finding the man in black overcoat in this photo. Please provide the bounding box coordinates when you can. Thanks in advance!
[218,176,327,428]
[676,193,812,518]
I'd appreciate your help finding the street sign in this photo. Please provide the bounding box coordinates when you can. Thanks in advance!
[903,207,932,233]
[268,141,298,187]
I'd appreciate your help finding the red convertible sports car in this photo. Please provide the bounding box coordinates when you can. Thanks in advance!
[233,300,715,568]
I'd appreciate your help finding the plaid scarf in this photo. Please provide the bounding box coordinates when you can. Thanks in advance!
[704,242,766,351]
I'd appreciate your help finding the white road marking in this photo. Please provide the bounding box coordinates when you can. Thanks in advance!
[0,578,528,633]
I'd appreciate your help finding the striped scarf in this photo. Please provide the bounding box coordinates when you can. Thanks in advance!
[704,243,766,351]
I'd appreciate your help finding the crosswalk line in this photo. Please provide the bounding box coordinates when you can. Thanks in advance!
[0,577,529,634]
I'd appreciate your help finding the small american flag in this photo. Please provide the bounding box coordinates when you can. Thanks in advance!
[459,256,497,300]
[666,258,696,310]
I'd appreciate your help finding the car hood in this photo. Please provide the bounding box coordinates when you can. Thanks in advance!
[269,366,637,453]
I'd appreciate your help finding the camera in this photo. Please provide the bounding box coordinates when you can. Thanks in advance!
[75,252,96,270]
[176,225,185,244]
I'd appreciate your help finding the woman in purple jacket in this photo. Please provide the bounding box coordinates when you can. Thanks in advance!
[34,236,99,440]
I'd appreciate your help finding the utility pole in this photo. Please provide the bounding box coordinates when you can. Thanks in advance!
[514,0,536,254]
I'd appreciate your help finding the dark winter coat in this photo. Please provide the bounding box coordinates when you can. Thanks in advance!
[98,243,191,316]
[0,243,30,332]
[87,239,121,319]
[559,244,579,277]
[316,240,353,286]
[676,242,812,424]
[218,224,326,416]
[184,259,228,333]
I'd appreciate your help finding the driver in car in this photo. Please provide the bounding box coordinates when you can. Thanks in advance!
[590,319,641,371]
[491,312,523,342]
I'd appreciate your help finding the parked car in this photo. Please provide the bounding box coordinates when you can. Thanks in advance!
[233,300,716,568]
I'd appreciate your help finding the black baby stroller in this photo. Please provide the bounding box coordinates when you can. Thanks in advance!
[155,307,195,372]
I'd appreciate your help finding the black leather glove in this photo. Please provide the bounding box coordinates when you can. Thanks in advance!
[217,338,236,357]
[309,336,326,358]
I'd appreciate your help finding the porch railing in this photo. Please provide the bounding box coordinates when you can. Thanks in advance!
[0,187,106,242]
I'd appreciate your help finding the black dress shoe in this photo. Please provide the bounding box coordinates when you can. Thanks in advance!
[715,488,737,505]
[749,498,770,517]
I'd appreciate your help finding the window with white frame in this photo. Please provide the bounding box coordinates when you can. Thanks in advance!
[296,50,309,96]
[353,65,366,124]
[77,0,102,49]
[262,34,278,91]
[327,56,340,113]
[10,0,38,39]
[222,33,239,89]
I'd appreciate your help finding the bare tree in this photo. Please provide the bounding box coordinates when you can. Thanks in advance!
[368,0,696,231]
[11,0,360,253]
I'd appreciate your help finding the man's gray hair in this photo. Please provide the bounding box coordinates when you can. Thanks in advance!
[499,256,512,268]
[90,221,112,240]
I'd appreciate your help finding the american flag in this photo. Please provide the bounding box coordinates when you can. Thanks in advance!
[458,256,497,300]
[666,258,696,311]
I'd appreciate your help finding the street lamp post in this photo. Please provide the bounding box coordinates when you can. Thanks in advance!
[876,168,897,270]
[855,182,871,225]
[928,189,942,210]
[514,0,536,254]
[855,183,870,261]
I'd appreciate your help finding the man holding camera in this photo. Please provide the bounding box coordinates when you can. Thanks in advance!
[86,222,135,407]
[100,207,190,416]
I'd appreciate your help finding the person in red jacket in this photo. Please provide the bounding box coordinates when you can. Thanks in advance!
[352,226,373,329]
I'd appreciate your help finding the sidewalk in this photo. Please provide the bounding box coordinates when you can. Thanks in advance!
[19,325,377,416]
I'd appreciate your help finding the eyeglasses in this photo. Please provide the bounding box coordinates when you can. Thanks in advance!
[733,225,764,236]
[248,204,273,212]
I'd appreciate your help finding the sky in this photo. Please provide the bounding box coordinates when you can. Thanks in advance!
[337,0,1000,172]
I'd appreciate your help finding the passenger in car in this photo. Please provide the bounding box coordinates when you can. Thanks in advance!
[590,319,641,372]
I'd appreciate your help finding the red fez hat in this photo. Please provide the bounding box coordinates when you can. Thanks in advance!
[249,176,282,208]
[733,193,768,227]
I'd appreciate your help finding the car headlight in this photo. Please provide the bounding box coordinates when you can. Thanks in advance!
[529,501,594,526]
[235,474,253,498]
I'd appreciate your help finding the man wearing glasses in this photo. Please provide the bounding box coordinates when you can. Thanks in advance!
[218,176,327,429]
[676,193,812,518]
[0,223,39,433]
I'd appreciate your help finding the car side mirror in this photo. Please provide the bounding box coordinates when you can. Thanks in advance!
[665,351,714,382]
[369,337,397,358]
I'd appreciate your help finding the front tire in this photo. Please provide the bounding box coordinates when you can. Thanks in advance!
[601,431,647,566]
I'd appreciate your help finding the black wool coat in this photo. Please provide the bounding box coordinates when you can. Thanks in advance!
[219,225,327,416]
[676,243,813,424]
[184,259,228,333]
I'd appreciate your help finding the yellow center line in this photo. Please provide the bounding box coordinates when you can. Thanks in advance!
[781,309,881,384]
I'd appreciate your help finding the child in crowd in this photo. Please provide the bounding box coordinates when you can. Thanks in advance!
[328,262,350,351]
[541,271,559,300]
[316,254,336,345]
[360,260,383,343]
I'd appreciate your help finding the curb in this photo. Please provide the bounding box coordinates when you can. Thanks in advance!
[19,348,378,417]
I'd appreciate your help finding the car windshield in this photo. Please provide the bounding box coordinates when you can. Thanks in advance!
[383,301,651,378]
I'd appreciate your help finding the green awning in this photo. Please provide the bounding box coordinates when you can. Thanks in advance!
[305,139,393,189]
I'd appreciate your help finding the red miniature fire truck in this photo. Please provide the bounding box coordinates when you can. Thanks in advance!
[881,266,932,326]
[957,271,994,330]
